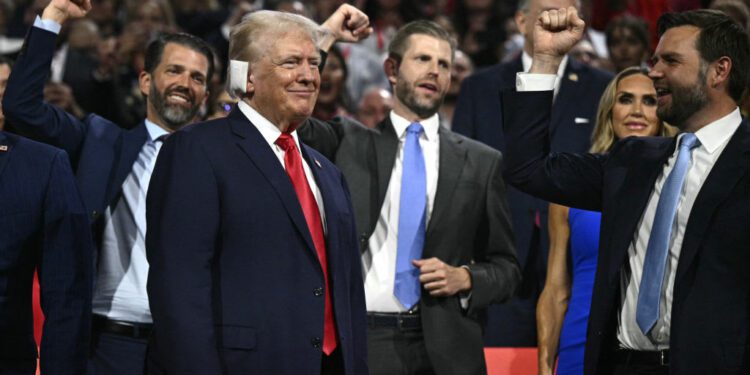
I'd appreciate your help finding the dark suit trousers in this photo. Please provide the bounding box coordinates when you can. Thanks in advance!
[88,331,148,375]
[367,326,434,375]
[0,359,36,375]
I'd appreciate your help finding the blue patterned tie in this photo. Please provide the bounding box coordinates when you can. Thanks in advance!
[636,133,700,334]
[394,123,426,310]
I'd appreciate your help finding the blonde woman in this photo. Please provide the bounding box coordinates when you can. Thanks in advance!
[537,67,677,375]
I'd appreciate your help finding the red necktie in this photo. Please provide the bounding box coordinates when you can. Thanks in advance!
[275,133,337,355]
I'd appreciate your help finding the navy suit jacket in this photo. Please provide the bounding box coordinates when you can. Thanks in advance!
[3,25,149,242]
[0,132,92,374]
[452,55,612,345]
[145,109,367,375]
[503,90,750,374]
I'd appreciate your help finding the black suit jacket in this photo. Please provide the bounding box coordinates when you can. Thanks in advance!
[0,132,92,374]
[452,55,613,345]
[503,90,750,375]
[299,116,520,374]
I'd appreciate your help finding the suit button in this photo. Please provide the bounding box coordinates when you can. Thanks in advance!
[91,210,99,220]
[311,337,322,348]
[359,233,367,243]
[313,287,324,297]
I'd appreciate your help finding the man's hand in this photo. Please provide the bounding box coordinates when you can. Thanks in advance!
[42,0,91,25]
[319,4,372,51]
[413,258,472,297]
[530,6,585,74]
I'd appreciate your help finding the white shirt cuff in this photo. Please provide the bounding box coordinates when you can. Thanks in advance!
[516,72,557,92]
[34,16,62,34]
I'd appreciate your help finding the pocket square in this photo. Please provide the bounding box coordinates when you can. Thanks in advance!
[574,117,590,124]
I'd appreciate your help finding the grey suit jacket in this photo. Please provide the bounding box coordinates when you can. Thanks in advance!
[299,116,520,375]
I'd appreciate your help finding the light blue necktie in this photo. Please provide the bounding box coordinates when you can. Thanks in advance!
[636,133,700,335]
[394,123,426,310]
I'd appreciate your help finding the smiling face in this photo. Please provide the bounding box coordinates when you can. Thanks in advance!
[318,50,345,106]
[388,34,452,120]
[141,42,210,131]
[611,73,661,139]
[247,30,320,130]
[649,25,709,129]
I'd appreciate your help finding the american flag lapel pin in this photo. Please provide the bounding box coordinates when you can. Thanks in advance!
[0,145,8,152]
[568,73,579,82]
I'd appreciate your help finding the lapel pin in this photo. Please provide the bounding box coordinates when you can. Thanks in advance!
[0,145,7,152]
[568,73,579,82]
[314,159,322,168]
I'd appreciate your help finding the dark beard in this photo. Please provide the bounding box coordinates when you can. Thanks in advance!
[656,68,709,129]
[149,83,199,131]
[395,77,443,119]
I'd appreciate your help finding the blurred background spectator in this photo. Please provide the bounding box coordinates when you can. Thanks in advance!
[313,45,352,121]
[605,15,650,73]
[355,86,392,128]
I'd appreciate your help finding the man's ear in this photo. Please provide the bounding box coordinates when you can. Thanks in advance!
[383,57,398,86]
[710,56,732,90]
[515,10,528,39]
[138,71,151,97]
[246,68,255,95]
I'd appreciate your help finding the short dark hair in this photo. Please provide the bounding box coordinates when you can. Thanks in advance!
[144,32,215,82]
[606,15,650,51]
[387,20,457,63]
[658,9,750,101]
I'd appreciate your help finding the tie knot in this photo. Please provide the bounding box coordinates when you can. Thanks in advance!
[275,132,297,152]
[406,123,424,135]
[679,133,700,150]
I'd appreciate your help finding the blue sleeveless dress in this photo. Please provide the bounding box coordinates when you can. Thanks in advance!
[556,208,601,375]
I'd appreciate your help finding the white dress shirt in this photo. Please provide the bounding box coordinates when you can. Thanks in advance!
[520,52,568,97]
[617,108,741,350]
[516,72,742,349]
[236,101,327,230]
[93,120,168,323]
[364,111,440,312]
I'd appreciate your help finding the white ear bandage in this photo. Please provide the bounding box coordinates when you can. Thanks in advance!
[226,59,250,99]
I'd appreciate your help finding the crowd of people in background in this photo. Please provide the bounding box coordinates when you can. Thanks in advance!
[1,0,746,132]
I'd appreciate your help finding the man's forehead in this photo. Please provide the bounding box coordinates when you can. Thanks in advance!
[405,34,452,55]
[269,35,320,59]
[160,43,209,69]
[655,25,701,54]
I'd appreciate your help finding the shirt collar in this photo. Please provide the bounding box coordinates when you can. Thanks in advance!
[144,119,170,143]
[237,100,302,149]
[691,107,742,154]
[389,111,440,141]
[522,51,569,76]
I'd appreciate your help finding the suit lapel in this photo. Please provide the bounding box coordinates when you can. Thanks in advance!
[106,123,149,206]
[606,137,676,283]
[0,132,12,179]
[675,121,750,287]
[426,128,466,242]
[550,58,584,136]
[228,110,317,256]
[373,119,399,226]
